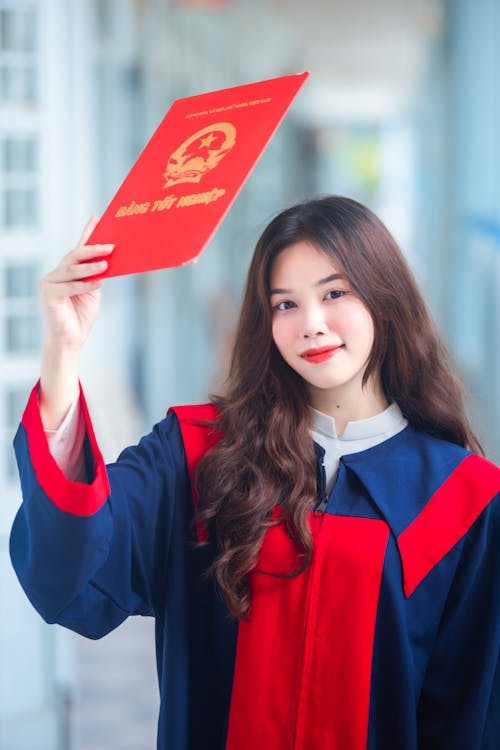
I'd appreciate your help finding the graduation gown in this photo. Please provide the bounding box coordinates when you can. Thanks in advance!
[10,384,500,749]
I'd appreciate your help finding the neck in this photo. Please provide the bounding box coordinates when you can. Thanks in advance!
[308,379,389,435]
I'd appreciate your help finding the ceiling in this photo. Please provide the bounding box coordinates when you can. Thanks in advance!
[267,0,446,121]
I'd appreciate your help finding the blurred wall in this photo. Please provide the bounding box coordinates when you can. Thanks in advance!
[442,0,500,461]
[0,1,92,747]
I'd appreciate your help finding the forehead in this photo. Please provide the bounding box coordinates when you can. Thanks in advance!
[270,241,342,285]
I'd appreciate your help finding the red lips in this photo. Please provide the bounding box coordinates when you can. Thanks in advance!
[300,345,342,363]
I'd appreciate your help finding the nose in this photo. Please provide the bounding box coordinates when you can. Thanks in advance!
[302,304,328,338]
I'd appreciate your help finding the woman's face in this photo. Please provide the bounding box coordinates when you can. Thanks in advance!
[270,241,380,412]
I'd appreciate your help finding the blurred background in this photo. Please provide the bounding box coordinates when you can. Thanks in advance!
[1,0,499,748]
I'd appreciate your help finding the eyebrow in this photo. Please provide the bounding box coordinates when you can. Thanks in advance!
[269,273,344,296]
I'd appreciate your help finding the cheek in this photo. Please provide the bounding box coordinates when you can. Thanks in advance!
[350,307,375,349]
[271,318,282,348]
[271,317,290,352]
[333,302,375,349]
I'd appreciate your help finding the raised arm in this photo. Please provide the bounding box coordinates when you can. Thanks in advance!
[10,221,194,636]
[39,216,113,428]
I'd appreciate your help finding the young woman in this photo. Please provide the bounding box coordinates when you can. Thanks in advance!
[11,196,500,749]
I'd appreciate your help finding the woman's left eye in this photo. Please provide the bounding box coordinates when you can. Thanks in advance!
[325,290,347,300]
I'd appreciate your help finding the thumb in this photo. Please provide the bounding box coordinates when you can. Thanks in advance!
[79,215,100,246]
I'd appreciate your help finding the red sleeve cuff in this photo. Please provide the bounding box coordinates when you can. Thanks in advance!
[21,381,111,516]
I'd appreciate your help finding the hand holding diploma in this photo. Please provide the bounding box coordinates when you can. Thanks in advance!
[39,217,114,430]
[36,73,310,426]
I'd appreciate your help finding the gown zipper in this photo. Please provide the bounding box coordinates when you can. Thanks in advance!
[315,456,328,514]
[315,456,343,514]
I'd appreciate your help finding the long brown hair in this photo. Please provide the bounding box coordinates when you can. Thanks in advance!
[195,195,482,618]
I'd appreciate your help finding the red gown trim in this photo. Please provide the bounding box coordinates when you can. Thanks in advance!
[398,453,500,597]
[169,403,220,541]
[21,381,110,516]
[225,514,389,749]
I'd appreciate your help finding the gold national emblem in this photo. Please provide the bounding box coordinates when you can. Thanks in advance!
[163,122,237,188]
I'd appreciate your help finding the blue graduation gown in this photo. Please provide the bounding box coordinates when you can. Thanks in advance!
[10,384,500,749]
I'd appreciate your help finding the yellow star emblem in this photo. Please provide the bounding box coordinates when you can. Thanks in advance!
[199,132,217,149]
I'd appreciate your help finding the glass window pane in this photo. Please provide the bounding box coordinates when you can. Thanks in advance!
[21,10,37,52]
[96,0,113,38]
[5,443,19,479]
[24,64,36,102]
[5,313,41,353]
[0,65,9,101]
[5,384,31,479]
[2,136,38,173]
[0,9,37,53]
[6,386,30,427]
[0,64,37,104]
[5,264,39,298]
[0,10,9,51]
[3,188,38,227]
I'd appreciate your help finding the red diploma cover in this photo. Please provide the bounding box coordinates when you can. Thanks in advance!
[87,72,309,277]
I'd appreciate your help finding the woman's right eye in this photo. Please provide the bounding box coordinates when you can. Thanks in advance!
[273,300,296,312]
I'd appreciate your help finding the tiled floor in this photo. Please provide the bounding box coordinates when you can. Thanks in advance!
[74,616,160,750]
